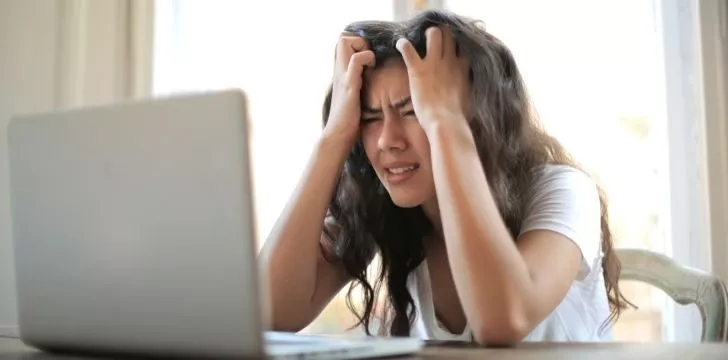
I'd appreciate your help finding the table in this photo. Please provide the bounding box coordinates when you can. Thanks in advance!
[2,337,727,359]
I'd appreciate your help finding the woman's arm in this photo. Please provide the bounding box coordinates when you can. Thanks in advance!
[424,119,584,344]
[396,26,591,344]
[259,33,375,332]
[258,137,352,332]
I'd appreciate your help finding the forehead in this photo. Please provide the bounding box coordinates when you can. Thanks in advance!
[362,59,410,106]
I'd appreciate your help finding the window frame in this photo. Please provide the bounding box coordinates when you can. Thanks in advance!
[657,0,728,342]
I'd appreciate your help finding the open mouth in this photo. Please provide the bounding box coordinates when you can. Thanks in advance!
[386,164,419,175]
[384,164,420,184]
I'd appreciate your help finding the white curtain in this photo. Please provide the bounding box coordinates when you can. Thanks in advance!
[54,0,154,108]
[0,0,153,334]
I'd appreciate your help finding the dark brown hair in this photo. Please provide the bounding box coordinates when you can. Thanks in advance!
[321,9,630,337]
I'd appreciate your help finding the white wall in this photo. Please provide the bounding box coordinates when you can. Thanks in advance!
[0,0,62,335]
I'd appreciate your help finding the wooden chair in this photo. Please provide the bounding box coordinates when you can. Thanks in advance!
[616,248,728,342]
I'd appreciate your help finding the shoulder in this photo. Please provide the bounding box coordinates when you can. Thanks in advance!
[523,165,601,215]
[520,165,603,278]
[527,165,599,198]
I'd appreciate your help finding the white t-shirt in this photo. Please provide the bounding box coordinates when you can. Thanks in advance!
[407,165,613,342]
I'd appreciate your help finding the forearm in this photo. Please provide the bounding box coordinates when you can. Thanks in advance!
[259,136,350,320]
[425,119,535,342]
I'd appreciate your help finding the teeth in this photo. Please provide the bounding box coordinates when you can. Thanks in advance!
[389,166,416,174]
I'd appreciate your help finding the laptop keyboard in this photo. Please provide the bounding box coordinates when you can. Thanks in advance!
[265,331,362,345]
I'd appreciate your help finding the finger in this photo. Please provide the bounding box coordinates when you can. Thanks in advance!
[442,27,456,59]
[347,50,376,77]
[425,26,443,59]
[337,34,369,55]
[346,51,376,88]
[396,38,422,70]
[336,36,369,73]
[334,32,355,61]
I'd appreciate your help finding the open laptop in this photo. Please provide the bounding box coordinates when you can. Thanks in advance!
[7,90,423,359]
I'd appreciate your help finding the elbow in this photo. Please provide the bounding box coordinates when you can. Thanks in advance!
[471,311,531,346]
[269,320,305,334]
[267,305,309,333]
[264,286,310,333]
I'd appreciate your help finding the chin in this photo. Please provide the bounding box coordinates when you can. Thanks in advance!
[388,192,427,208]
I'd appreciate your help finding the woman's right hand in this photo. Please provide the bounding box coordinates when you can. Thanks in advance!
[322,33,375,149]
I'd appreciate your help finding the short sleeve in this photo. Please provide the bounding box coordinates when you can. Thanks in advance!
[518,166,603,280]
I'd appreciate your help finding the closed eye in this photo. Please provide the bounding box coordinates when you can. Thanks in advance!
[402,110,417,119]
[360,117,381,125]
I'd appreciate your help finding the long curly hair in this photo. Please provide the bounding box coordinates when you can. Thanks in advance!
[321,9,630,337]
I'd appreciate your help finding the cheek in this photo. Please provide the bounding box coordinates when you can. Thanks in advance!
[360,125,381,164]
[406,124,432,159]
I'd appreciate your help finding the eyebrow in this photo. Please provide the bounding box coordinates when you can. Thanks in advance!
[362,96,412,113]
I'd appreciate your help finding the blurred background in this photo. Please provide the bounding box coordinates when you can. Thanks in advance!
[1,0,727,343]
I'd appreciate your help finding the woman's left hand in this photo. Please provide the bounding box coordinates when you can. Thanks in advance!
[396,26,470,132]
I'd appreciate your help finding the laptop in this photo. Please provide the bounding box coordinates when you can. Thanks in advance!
[7,90,423,359]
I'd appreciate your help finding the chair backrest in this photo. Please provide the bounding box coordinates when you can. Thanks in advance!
[616,248,728,342]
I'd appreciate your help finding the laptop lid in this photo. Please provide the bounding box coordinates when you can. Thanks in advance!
[7,90,264,358]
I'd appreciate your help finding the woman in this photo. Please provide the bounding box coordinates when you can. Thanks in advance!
[260,10,630,344]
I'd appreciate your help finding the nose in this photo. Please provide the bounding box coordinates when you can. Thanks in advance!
[377,115,406,152]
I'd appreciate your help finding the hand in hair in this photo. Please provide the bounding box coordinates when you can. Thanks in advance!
[322,32,376,147]
[395,26,470,131]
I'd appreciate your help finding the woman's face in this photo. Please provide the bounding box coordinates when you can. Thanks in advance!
[360,59,436,208]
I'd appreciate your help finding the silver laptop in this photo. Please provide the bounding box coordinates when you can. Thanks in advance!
[7,90,423,359]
